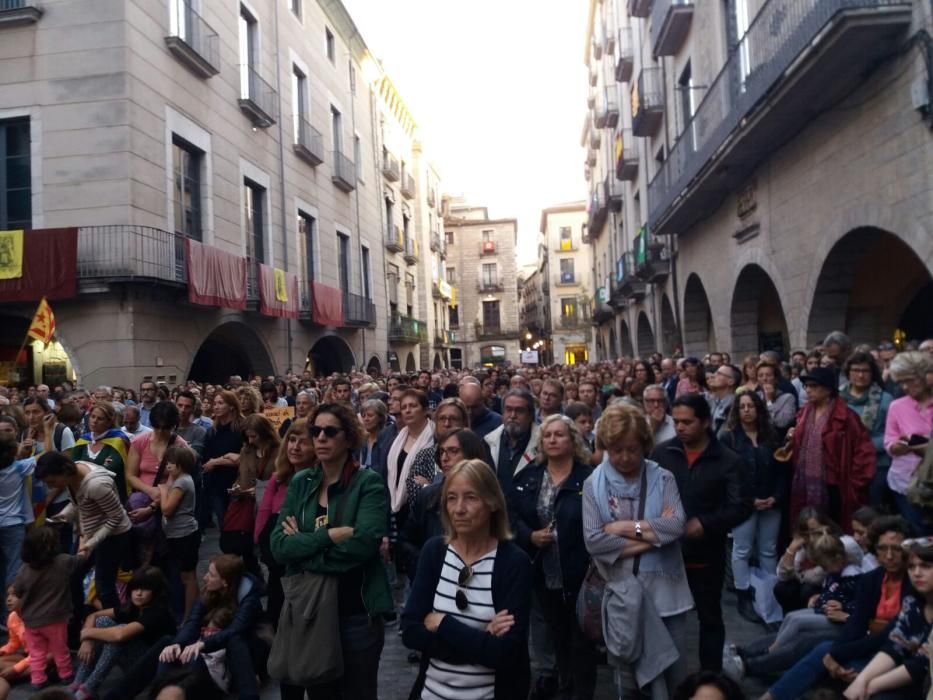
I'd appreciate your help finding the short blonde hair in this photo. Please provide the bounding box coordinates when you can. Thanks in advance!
[889,351,933,382]
[441,459,512,543]
[536,414,591,465]
[596,403,654,453]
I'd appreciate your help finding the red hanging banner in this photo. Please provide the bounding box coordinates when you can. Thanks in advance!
[0,228,77,302]
[259,263,299,319]
[185,239,247,310]
[311,282,344,326]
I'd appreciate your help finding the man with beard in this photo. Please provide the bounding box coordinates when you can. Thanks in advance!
[483,389,540,494]
[458,379,502,439]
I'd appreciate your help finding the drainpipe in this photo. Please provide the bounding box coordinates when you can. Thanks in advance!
[272,0,294,374]
[349,59,366,371]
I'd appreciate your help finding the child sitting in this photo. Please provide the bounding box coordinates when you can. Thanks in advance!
[200,607,234,693]
[0,585,31,695]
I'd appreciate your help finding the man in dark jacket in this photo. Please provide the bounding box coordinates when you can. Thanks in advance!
[460,380,503,439]
[650,393,752,673]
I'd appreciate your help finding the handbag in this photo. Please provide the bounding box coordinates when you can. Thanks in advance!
[576,463,648,645]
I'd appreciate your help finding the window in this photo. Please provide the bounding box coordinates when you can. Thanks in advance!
[325,27,335,63]
[353,135,361,180]
[445,230,455,245]
[446,266,456,284]
[238,5,258,99]
[0,118,31,230]
[385,198,395,238]
[337,232,350,294]
[678,61,697,150]
[482,263,497,287]
[482,229,495,242]
[387,263,399,305]
[172,136,202,240]
[361,246,371,299]
[482,301,500,329]
[449,305,460,328]
[290,0,301,19]
[297,210,315,283]
[291,65,308,143]
[559,226,572,250]
[559,258,575,282]
[331,106,342,153]
[561,298,579,322]
[405,273,415,311]
[243,179,265,264]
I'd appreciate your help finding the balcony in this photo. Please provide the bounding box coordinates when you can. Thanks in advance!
[164,2,219,78]
[599,90,620,130]
[344,292,376,327]
[591,35,603,61]
[559,314,587,330]
[615,128,639,181]
[586,148,597,167]
[388,314,428,344]
[592,293,615,325]
[605,175,624,212]
[615,27,634,82]
[619,251,647,300]
[430,232,440,252]
[238,66,277,128]
[589,128,601,148]
[76,226,187,287]
[434,328,450,347]
[400,173,416,200]
[555,239,577,253]
[382,153,400,181]
[331,151,356,193]
[427,189,436,207]
[481,240,497,256]
[630,0,652,16]
[587,188,608,237]
[649,0,911,236]
[293,117,324,167]
[651,0,694,57]
[631,67,664,137]
[385,224,404,253]
[589,66,598,87]
[477,280,504,293]
[556,272,577,286]
[0,0,41,26]
[587,91,596,110]
[475,323,519,340]
[633,229,671,283]
[403,237,419,265]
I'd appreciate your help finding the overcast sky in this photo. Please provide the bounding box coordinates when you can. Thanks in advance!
[343,0,589,264]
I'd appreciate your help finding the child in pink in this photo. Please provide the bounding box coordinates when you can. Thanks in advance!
[0,586,32,682]
[13,526,84,689]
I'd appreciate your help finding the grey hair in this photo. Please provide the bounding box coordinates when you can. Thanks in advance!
[111,401,126,424]
[536,414,591,465]
[889,352,933,382]
[95,385,112,395]
[502,388,536,413]
[296,389,317,403]
[822,331,852,354]
[642,384,669,406]
[360,399,388,428]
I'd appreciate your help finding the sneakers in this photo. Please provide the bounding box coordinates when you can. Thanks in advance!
[736,587,765,625]
[721,645,745,683]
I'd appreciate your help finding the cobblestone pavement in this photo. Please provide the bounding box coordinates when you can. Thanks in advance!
[8,532,770,699]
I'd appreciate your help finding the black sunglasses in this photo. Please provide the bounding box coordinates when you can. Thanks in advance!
[455,564,473,611]
[309,425,344,439]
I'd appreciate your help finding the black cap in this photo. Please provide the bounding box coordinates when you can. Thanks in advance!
[802,367,837,391]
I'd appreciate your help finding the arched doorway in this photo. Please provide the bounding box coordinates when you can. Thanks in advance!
[405,352,416,373]
[366,355,382,376]
[433,353,442,370]
[683,274,716,356]
[608,326,618,360]
[730,265,790,359]
[660,294,679,355]
[189,321,274,383]
[307,335,355,377]
[637,312,656,357]
[807,228,933,346]
[619,320,635,357]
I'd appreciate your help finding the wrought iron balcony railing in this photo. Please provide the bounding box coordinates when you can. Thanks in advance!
[165,0,220,78]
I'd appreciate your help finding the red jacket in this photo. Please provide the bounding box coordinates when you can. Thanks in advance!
[791,396,876,529]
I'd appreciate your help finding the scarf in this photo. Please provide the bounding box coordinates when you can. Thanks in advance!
[590,456,681,576]
[860,385,883,432]
[386,420,435,513]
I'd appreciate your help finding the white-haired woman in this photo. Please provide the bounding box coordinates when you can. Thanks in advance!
[884,351,933,535]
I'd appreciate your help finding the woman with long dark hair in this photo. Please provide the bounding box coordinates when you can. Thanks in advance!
[200,391,244,530]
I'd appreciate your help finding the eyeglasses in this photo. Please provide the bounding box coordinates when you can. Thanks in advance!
[455,564,473,611]
[438,447,462,457]
[309,425,344,439]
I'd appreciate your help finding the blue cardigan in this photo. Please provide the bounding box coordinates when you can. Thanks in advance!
[401,536,532,699]
[173,573,264,653]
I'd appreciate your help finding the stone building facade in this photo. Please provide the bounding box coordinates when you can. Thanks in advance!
[444,202,521,369]
[0,0,445,387]
[584,0,933,360]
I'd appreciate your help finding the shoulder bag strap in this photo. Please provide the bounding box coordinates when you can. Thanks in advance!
[631,462,649,577]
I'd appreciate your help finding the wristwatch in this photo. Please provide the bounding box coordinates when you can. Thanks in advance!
[634,521,643,539]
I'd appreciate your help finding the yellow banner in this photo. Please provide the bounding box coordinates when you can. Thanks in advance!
[274,268,288,302]
[0,230,24,280]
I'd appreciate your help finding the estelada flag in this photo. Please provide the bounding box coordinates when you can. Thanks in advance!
[27,297,55,345]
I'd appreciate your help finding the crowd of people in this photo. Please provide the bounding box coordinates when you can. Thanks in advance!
[0,330,931,700]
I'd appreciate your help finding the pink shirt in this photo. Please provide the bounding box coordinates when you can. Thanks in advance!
[130,432,190,488]
[254,475,289,543]
[884,395,933,494]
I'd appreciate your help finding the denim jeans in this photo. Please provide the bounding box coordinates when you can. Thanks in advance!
[767,640,836,700]
[0,524,25,586]
[731,508,781,590]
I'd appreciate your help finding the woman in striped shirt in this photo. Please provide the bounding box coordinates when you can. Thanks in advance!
[402,458,533,700]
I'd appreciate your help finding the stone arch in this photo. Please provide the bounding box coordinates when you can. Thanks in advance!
[683,273,716,357]
[405,352,416,373]
[806,227,933,346]
[619,319,635,357]
[730,265,790,359]
[366,355,382,376]
[189,321,275,383]
[433,353,442,370]
[660,293,679,355]
[306,335,356,377]
[636,312,656,357]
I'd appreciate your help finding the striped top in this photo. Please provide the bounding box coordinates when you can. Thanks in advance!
[423,544,497,700]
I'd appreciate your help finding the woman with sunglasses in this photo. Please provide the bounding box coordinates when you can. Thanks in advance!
[270,403,391,700]
[402,458,533,699]
[509,414,597,699]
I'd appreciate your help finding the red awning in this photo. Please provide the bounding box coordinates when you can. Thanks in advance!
[311,282,344,326]
[0,228,77,302]
[185,239,247,310]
